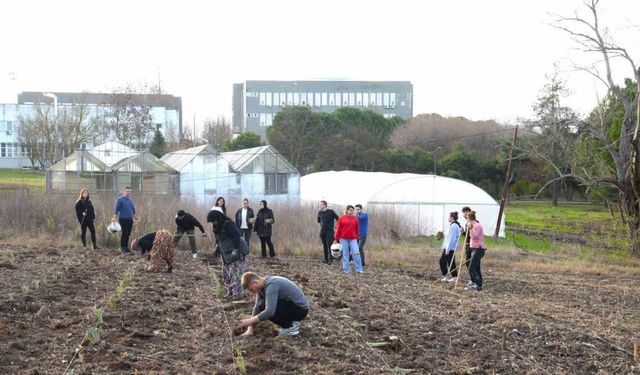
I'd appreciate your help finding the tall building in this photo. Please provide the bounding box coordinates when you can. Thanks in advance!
[0,91,182,169]
[232,80,413,137]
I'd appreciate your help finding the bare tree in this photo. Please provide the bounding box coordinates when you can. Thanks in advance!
[554,0,640,253]
[201,116,233,150]
[104,83,154,148]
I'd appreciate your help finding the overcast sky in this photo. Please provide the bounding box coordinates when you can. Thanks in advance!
[1,0,639,130]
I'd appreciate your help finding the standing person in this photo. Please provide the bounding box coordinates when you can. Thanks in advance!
[207,209,249,298]
[317,200,339,264]
[334,205,363,274]
[460,206,473,273]
[131,229,175,273]
[212,196,227,215]
[75,188,99,250]
[238,271,309,337]
[254,200,276,258]
[440,211,461,283]
[466,211,485,291]
[173,210,207,259]
[113,186,137,254]
[235,198,255,251]
[355,204,369,267]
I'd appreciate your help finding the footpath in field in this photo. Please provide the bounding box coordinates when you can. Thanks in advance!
[1,243,639,374]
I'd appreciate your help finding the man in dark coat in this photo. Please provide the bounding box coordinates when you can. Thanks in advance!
[173,210,206,259]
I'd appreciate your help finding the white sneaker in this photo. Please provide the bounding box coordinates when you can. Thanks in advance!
[446,277,457,283]
[192,253,198,259]
[441,276,448,282]
[277,325,300,336]
[466,281,474,286]
[291,321,301,330]
[465,283,478,290]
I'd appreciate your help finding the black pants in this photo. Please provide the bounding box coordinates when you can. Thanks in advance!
[320,231,333,263]
[464,245,472,269]
[259,236,275,257]
[468,248,485,289]
[119,218,134,251]
[240,229,252,251]
[257,299,308,329]
[173,229,197,254]
[80,221,97,248]
[358,236,367,266]
[439,250,457,277]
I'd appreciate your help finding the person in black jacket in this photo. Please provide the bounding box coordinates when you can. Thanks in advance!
[131,230,175,273]
[173,210,206,259]
[254,200,276,258]
[75,188,99,250]
[234,198,255,251]
[317,200,339,264]
[207,209,248,298]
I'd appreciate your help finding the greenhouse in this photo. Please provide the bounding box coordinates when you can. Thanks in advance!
[300,171,504,237]
[46,141,178,194]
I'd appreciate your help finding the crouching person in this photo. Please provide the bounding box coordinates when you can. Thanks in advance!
[237,272,309,337]
[131,229,175,273]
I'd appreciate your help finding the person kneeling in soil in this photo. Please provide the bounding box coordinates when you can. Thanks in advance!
[131,230,175,273]
[237,272,309,337]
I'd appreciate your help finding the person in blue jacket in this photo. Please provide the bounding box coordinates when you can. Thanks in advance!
[112,186,138,254]
[355,204,369,267]
[440,211,461,283]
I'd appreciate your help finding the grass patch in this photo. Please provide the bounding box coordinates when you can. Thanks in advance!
[0,168,45,190]
[505,201,614,234]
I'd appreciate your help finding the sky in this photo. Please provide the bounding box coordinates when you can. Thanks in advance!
[1,0,639,131]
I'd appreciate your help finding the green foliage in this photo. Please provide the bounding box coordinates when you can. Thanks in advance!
[224,131,262,151]
[85,326,101,345]
[0,168,45,190]
[234,346,247,374]
[149,130,167,158]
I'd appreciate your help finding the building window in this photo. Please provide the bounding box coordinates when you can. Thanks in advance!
[390,93,396,108]
[328,93,335,106]
[363,93,369,107]
[322,93,328,106]
[265,173,289,194]
[0,143,5,157]
[287,93,293,105]
[266,92,272,106]
[383,93,390,108]
[273,92,280,106]
[307,92,313,107]
[335,93,341,107]
[266,113,273,126]
[377,93,383,106]
[300,92,306,106]
[315,93,322,107]
[260,113,266,127]
[259,92,266,105]
[356,93,362,106]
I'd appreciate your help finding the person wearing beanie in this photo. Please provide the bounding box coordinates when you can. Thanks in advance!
[173,209,206,259]
[207,209,249,298]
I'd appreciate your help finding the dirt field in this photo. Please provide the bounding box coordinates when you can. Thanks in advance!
[1,243,639,374]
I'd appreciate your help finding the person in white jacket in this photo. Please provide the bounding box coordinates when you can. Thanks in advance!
[440,211,461,283]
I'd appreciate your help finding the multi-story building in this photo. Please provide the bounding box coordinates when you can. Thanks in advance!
[232,80,413,137]
[0,91,182,168]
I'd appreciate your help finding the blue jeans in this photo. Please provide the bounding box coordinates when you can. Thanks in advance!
[340,238,363,273]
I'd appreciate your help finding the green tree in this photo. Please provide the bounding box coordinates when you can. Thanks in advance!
[149,130,167,158]
[224,131,262,151]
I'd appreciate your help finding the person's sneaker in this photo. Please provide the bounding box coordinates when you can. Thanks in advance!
[475,286,483,292]
[441,276,448,282]
[93,245,100,250]
[446,277,458,283]
[291,321,301,330]
[82,246,88,251]
[192,253,198,259]
[466,281,475,286]
[465,283,478,290]
[277,325,300,336]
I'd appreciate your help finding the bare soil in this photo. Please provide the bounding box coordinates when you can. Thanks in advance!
[1,243,639,374]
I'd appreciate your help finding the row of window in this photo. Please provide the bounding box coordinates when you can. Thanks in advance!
[247,112,398,126]
[0,121,14,132]
[0,143,28,158]
[249,91,404,109]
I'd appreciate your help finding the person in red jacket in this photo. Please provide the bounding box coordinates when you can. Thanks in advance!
[333,205,363,273]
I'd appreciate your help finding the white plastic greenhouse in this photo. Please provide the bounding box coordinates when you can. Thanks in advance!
[300,171,505,237]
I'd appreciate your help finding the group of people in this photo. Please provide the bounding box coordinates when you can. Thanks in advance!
[317,201,368,273]
[438,206,486,291]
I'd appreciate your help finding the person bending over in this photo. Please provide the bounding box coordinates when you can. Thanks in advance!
[131,230,175,273]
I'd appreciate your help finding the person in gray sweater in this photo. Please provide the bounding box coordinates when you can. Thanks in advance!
[237,271,309,337]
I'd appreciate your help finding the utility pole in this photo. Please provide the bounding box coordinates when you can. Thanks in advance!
[494,126,518,238]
